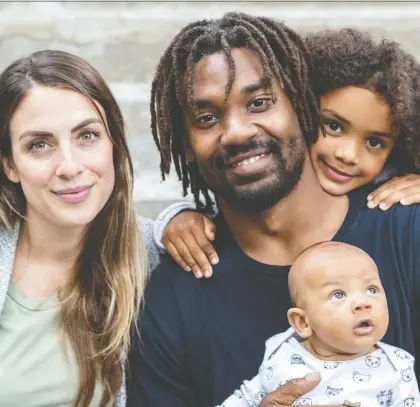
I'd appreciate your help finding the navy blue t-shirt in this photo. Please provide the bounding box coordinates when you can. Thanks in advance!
[127,186,420,407]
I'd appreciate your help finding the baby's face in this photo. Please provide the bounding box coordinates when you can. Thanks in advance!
[310,86,394,196]
[301,249,389,355]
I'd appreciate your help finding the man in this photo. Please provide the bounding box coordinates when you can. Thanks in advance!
[127,12,420,407]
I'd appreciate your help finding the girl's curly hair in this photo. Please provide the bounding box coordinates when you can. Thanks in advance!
[306,28,420,173]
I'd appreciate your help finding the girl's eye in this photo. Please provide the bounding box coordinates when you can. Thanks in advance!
[28,140,50,152]
[249,97,272,110]
[331,290,346,301]
[366,137,384,149]
[79,130,99,141]
[367,287,378,296]
[324,120,343,134]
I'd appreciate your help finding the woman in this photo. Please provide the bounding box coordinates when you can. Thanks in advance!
[0,50,152,406]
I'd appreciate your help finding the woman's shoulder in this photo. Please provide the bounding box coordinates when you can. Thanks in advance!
[0,222,19,261]
[0,222,19,314]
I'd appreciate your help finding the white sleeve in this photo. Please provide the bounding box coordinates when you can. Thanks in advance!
[153,200,198,250]
[153,195,220,250]
[215,372,267,407]
[389,361,420,407]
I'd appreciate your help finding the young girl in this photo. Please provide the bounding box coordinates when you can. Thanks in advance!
[0,50,154,406]
[153,28,420,278]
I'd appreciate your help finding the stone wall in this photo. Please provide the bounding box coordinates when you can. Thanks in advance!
[1,1,419,218]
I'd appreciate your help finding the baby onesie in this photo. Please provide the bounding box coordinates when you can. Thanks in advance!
[218,328,419,407]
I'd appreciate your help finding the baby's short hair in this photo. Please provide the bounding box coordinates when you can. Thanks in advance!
[288,241,371,307]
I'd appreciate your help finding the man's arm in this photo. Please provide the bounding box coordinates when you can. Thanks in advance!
[127,261,196,407]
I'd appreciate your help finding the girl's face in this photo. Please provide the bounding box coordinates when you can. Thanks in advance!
[310,86,394,196]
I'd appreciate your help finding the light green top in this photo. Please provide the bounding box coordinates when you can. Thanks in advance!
[0,283,102,407]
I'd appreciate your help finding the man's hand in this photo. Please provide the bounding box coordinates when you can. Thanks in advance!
[259,372,339,407]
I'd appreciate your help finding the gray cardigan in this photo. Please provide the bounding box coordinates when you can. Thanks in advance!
[0,216,163,407]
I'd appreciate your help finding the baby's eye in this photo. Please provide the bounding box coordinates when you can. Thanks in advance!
[366,287,378,296]
[331,290,346,301]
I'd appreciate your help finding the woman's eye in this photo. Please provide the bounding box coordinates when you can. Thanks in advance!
[324,120,343,134]
[28,140,49,152]
[367,287,378,296]
[79,131,99,141]
[366,137,384,149]
[331,290,346,300]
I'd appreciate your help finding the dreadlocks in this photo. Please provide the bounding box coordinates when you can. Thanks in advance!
[305,28,420,174]
[150,12,319,211]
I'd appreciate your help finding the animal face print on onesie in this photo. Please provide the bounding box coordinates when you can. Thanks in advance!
[290,354,305,365]
[395,349,411,360]
[324,361,340,369]
[404,398,416,407]
[377,390,393,407]
[254,391,266,404]
[401,366,414,382]
[326,386,344,398]
[365,355,381,368]
[353,372,371,383]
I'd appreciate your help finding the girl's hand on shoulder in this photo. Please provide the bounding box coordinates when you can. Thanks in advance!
[162,210,218,278]
[367,174,420,210]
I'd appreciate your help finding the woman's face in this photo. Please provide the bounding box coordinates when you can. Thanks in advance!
[310,86,394,196]
[3,85,115,229]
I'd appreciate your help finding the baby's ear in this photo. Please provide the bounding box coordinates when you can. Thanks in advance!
[287,307,312,338]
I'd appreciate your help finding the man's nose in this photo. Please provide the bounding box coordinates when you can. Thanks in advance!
[221,114,258,146]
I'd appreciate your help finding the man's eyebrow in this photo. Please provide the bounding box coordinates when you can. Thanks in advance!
[192,79,270,110]
[242,79,270,95]
[320,109,351,126]
[194,99,213,109]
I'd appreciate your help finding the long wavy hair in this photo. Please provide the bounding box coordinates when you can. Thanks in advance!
[0,50,147,406]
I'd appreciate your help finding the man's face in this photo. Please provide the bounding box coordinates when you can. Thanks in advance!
[183,48,306,212]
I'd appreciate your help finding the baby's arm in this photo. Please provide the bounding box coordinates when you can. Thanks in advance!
[153,199,220,278]
[367,174,420,210]
[215,373,268,407]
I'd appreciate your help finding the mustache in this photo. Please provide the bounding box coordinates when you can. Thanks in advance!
[215,138,282,167]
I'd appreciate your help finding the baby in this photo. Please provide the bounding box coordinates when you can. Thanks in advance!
[217,242,419,407]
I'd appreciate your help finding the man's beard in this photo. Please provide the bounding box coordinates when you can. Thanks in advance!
[198,134,305,212]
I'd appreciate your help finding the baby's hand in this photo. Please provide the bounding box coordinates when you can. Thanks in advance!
[367,174,420,210]
[162,211,218,278]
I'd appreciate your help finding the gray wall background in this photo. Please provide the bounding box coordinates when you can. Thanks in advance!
[1,1,419,218]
